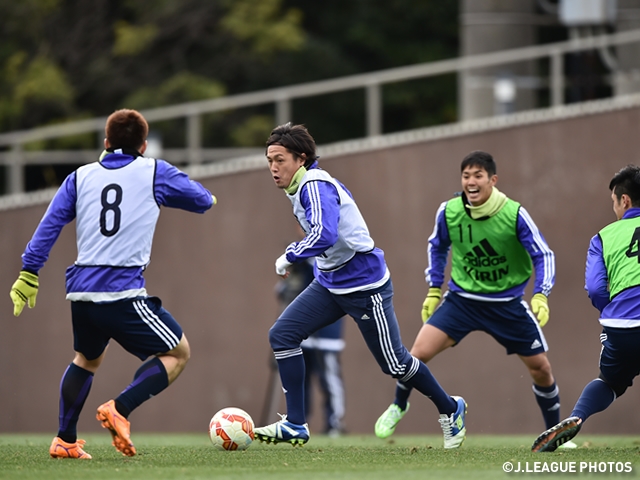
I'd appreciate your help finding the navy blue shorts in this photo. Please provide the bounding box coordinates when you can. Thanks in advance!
[599,327,640,391]
[71,296,183,361]
[426,291,548,356]
[269,279,415,379]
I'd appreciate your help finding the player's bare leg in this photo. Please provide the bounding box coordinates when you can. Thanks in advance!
[410,324,456,363]
[158,334,191,384]
[519,352,554,387]
[73,348,107,373]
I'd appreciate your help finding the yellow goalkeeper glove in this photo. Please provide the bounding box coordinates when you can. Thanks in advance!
[531,293,549,327]
[10,271,39,317]
[421,287,442,323]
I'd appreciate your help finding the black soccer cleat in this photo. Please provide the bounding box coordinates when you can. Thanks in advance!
[532,416,582,453]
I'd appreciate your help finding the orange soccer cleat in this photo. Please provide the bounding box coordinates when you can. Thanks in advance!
[49,437,92,459]
[96,400,136,456]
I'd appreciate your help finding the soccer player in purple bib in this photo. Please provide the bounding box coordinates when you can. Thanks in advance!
[253,123,466,448]
[9,109,216,459]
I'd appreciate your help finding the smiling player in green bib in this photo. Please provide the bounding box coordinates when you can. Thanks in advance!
[375,151,574,449]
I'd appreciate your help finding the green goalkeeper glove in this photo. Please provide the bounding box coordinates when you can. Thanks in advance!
[531,293,549,327]
[421,287,442,323]
[10,271,39,317]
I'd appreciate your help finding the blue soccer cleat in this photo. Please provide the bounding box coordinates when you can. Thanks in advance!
[439,396,467,449]
[254,414,310,446]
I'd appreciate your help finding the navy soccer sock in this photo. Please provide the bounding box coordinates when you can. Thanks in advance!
[405,361,456,414]
[571,379,616,422]
[275,348,306,425]
[115,357,169,418]
[532,382,561,429]
[394,381,412,411]
[57,363,94,444]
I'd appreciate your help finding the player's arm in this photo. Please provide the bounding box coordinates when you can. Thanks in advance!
[424,202,450,288]
[154,160,215,212]
[517,206,554,326]
[585,233,610,312]
[285,180,340,263]
[422,202,450,321]
[516,206,555,297]
[21,172,77,273]
[11,173,77,316]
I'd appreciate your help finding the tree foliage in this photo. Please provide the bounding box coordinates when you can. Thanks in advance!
[0,0,458,186]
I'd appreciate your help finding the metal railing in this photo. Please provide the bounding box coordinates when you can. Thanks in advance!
[3,27,640,194]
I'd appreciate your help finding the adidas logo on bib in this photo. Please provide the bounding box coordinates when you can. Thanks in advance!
[462,238,509,282]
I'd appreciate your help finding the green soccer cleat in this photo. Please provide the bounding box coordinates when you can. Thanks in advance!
[375,403,409,439]
[439,396,467,449]
[532,416,582,453]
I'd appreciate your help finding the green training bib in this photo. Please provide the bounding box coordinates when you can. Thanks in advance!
[445,197,532,293]
[599,216,640,299]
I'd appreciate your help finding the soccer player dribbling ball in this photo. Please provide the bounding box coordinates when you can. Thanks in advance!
[253,122,466,449]
[9,109,216,459]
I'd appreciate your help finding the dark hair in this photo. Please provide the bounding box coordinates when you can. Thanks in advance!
[266,122,317,168]
[105,109,148,150]
[609,164,640,206]
[460,151,497,177]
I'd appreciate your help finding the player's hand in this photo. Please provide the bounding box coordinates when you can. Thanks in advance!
[275,253,292,278]
[10,271,39,317]
[531,293,549,327]
[421,287,441,323]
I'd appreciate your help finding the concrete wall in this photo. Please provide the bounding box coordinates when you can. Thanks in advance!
[459,0,538,119]
[2,106,640,437]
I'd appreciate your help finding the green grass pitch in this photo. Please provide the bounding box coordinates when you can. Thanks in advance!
[1,433,639,480]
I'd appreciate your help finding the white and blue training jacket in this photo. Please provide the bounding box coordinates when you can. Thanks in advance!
[20,151,214,302]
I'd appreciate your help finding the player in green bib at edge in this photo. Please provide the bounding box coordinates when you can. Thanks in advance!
[375,150,576,449]
[532,164,640,452]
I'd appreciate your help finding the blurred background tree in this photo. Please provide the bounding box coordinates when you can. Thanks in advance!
[0,0,458,187]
